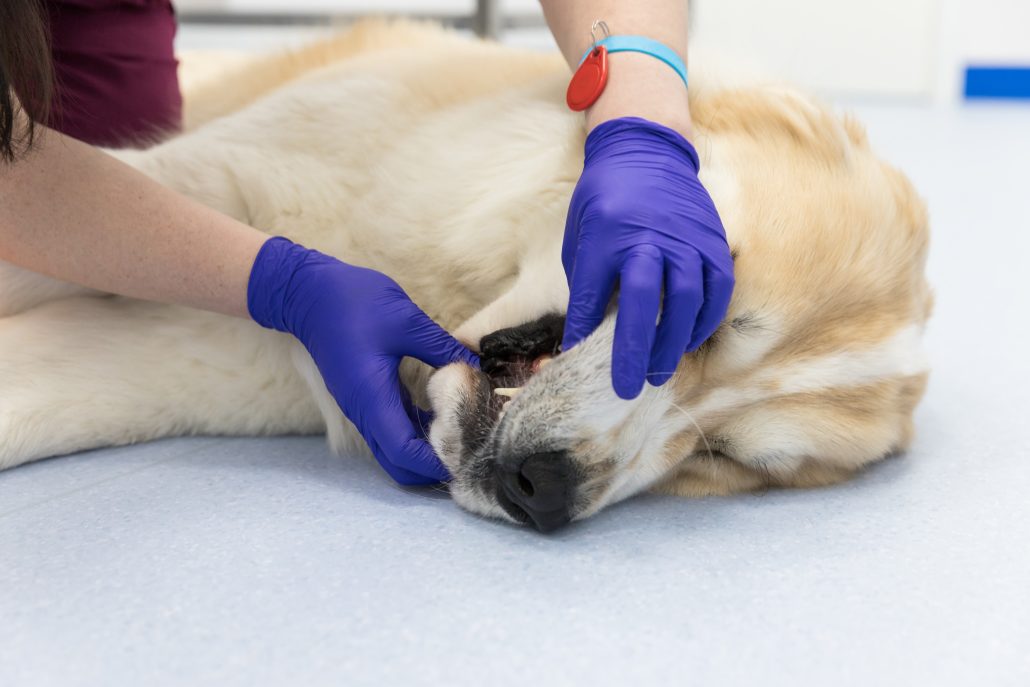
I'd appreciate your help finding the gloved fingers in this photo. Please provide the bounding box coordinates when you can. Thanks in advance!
[363,434,441,487]
[401,308,481,369]
[686,260,735,352]
[648,248,705,386]
[404,393,436,442]
[560,197,584,283]
[612,244,663,400]
[562,246,617,353]
[362,371,452,484]
[393,437,450,484]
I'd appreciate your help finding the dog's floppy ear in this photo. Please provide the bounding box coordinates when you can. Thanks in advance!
[479,313,565,377]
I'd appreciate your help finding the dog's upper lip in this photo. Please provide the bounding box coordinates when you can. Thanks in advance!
[482,354,559,430]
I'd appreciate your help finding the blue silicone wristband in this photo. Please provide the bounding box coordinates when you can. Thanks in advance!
[578,35,688,89]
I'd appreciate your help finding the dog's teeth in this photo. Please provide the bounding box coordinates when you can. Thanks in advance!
[494,387,521,398]
[535,356,554,370]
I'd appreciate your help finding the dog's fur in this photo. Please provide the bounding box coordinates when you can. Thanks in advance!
[0,21,932,526]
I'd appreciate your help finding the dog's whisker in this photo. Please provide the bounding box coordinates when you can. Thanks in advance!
[668,401,715,462]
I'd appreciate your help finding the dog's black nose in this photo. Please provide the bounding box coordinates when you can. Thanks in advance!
[496,451,573,533]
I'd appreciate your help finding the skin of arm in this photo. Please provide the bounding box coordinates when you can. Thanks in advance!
[0,119,267,317]
[539,0,694,140]
[0,112,474,484]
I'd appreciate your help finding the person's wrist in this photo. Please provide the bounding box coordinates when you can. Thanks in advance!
[585,116,701,177]
[247,237,292,331]
[585,52,694,141]
[247,236,332,335]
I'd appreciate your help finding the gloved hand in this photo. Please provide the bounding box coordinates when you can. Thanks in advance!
[562,116,735,400]
[247,237,479,486]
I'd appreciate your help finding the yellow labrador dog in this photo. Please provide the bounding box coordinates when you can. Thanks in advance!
[0,22,932,531]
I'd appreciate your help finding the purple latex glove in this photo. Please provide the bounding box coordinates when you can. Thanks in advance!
[247,237,479,486]
[562,117,735,400]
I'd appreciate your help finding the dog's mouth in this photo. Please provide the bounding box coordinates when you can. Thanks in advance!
[434,312,625,532]
[436,313,566,485]
[477,312,566,425]
[483,353,555,423]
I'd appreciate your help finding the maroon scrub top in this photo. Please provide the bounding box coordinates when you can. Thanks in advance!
[46,0,181,147]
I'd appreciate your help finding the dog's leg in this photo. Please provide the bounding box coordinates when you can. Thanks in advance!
[655,452,859,497]
[0,295,324,470]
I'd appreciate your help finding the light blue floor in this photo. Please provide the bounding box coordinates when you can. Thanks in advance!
[2,104,1029,686]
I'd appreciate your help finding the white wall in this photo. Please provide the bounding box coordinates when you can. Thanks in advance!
[955,0,1030,61]
[175,0,1030,101]
[691,0,940,100]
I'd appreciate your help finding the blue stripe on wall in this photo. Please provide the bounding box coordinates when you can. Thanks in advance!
[964,66,1030,99]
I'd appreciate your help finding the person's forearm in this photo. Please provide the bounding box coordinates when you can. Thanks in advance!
[539,0,693,139]
[0,123,268,317]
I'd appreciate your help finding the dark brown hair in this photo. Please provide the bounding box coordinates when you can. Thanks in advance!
[0,0,54,163]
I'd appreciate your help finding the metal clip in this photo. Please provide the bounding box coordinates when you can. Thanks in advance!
[590,20,611,52]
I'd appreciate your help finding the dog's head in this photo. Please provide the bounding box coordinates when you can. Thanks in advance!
[424,88,935,535]
[429,288,930,532]
[428,93,934,532]
[428,311,704,531]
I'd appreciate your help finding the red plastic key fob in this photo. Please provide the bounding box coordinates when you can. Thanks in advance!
[566,46,608,111]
